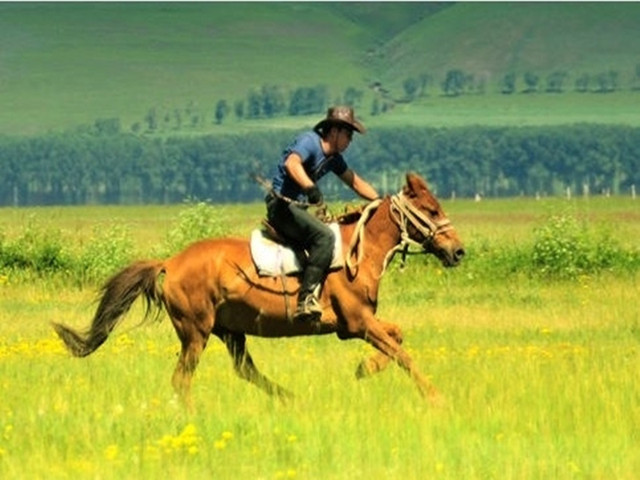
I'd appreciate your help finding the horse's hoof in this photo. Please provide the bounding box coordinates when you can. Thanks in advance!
[355,360,372,379]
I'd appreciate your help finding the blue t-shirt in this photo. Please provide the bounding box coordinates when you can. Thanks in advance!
[271,131,348,201]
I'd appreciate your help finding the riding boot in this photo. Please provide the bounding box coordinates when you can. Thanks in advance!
[294,265,325,322]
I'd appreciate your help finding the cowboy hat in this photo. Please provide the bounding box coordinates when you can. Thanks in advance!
[313,106,366,135]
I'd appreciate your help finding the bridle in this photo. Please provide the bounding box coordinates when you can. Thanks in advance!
[345,191,454,277]
[389,192,453,249]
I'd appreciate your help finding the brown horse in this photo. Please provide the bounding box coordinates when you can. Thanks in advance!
[53,172,464,407]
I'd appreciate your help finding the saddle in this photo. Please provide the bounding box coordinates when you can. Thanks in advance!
[250,220,344,277]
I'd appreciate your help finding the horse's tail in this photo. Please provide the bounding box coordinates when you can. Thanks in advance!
[53,260,165,357]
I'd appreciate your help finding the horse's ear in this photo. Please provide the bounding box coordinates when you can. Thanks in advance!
[404,172,428,197]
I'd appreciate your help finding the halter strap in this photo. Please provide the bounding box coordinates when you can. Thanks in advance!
[345,192,453,278]
[389,192,453,241]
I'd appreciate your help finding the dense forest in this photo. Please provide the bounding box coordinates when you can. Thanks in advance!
[1,123,639,206]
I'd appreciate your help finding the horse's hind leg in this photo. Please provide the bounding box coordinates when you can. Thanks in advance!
[355,320,402,379]
[170,311,213,411]
[215,328,294,401]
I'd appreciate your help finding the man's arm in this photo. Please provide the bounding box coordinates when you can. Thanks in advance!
[284,153,323,203]
[339,168,379,201]
[284,153,315,190]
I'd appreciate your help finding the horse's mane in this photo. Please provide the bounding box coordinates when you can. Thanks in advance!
[335,205,367,225]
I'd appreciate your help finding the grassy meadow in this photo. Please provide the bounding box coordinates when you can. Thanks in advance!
[1,197,639,479]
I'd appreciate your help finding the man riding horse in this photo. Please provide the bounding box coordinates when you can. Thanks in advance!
[265,106,379,322]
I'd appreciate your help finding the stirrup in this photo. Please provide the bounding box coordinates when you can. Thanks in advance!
[294,295,322,322]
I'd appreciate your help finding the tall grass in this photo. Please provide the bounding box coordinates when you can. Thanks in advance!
[0,201,232,284]
[1,199,638,285]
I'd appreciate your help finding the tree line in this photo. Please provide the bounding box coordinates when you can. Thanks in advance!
[1,122,638,206]
[405,64,640,100]
[136,85,365,134]
[134,64,640,135]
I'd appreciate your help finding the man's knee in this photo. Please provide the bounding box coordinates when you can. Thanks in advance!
[313,229,335,267]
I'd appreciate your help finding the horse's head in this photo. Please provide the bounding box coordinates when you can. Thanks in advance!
[391,172,465,267]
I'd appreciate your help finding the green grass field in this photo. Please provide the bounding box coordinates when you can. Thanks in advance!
[1,198,639,479]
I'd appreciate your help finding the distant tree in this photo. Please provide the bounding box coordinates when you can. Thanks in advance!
[442,69,466,96]
[144,107,158,131]
[163,112,172,130]
[609,70,619,91]
[234,100,245,119]
[523,72,539,93]
[371,98,381,116]
[289,88,306,115]
[633,63,640,91]
[289,85,328,115]
[311,85,329,112]
[418,73,432,96]
[246,90,262,118]
[594,70,618,93]
[261,84,286,118]
[594,72,608,93]
[501,72,516,94]
[94,118,121,135]
[214,100,229,124]
[343,87,364,107]
[575,73,590,93]
[381,101,394,113]
[173,109,183,130]
[464,73,477,94]
[545,71,568,93]
[402,77,419,101]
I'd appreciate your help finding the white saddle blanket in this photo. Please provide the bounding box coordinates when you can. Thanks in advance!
[250,223,344,276]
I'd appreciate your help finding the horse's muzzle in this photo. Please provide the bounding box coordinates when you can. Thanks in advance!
[426,240,465,267]
[449,247,465,266]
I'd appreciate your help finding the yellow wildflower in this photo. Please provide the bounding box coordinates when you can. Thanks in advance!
[104,444,119,461]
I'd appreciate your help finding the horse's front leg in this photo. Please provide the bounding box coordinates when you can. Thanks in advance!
[362,320,444,406]
[355,319,401,378]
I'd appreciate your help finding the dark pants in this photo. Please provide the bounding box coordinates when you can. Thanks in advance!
[266,195,334,296]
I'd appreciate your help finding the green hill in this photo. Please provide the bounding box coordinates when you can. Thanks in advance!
[1,2,639,136]
[377,3,640,83]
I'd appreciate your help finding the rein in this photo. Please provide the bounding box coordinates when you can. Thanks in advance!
[345,192,453,278]
[345,199,383,276]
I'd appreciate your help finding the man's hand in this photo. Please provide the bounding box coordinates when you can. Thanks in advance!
[306,185,323,204]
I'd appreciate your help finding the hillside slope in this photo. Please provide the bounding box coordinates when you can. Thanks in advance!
[377,2,640,91]
[1,2,639,135]
[0,2,379,134]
